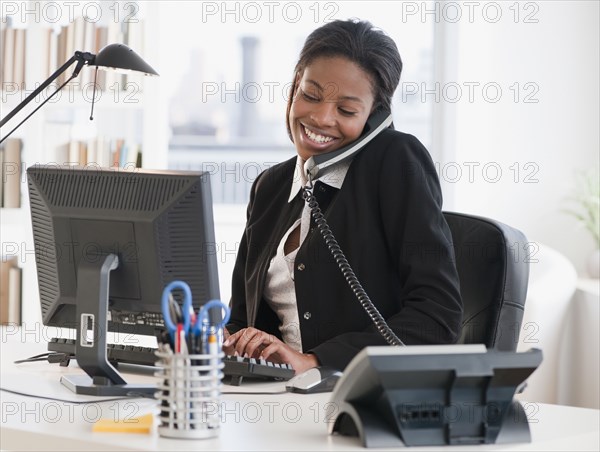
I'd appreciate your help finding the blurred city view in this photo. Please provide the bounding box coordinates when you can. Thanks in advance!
[162,2,434,204]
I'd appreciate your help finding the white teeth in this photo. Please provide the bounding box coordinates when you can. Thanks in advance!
[304,126,334,144]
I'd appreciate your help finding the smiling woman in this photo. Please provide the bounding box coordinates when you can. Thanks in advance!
[223,19,463,375]
[288,56,375,160]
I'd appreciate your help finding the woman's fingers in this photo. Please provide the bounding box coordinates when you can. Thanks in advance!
[239,329,269,358]
[258,342,287,362]
[260,343,319,374]
[224,329,319,374]
[223,327,277,358]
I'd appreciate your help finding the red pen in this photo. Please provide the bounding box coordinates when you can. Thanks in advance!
[176,323,183,354]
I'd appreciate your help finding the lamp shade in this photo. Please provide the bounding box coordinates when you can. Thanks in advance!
[93,43,158,76]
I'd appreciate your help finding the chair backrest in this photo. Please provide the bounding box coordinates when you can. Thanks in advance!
[443,212,530,351]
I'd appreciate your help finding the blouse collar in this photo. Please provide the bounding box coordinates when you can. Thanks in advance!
[288,155,351,203]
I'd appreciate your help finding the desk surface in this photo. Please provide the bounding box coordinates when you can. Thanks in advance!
[1,327,599,451]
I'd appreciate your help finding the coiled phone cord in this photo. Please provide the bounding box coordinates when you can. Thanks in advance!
[302,183,405,346]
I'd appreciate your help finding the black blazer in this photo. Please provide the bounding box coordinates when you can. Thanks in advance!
[227,129,463,370]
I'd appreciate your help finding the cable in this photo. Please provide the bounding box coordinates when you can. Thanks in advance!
[13,352,160,400]
[0,387,146,404]
[221,390,288,395]
[14,352,72,365]
[302,184,404,346]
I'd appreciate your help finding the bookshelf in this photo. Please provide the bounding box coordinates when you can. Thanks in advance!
[0,1,168,324]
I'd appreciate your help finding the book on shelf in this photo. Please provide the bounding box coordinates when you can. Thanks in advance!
[42,17,142,91]
[0,18,6,86]
[13,26,26,89]
[2,25,15,88]
[81,18,96,88]
[44,28,58,86]
[4,15,145,92]
[0,256,21,326]
[1,138,23,208]
[111,138,125,167]
[1,23,27,88]
[51,137,142,168]
[94,26,109,89]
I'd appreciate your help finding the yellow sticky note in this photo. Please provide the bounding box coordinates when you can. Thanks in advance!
[92,413,154,434]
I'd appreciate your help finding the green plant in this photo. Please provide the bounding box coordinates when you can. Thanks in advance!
[564,169,600,248]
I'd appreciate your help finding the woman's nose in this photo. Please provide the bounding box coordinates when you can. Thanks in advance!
[310,102,337,127]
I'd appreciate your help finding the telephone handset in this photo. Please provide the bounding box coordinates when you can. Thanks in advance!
[301,110,404,347]
[304,110,393,182]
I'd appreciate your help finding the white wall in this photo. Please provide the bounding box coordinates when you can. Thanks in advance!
[443,1,599,275]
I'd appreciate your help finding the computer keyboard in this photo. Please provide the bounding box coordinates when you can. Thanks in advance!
[221,354,295,386]
[47,337,295,385]
[47,337,159,366]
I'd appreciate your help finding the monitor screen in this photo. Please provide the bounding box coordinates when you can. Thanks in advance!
[27,166,220,337]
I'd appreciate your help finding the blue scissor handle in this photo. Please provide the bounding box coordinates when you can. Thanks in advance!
[192,299,231,337]
[161,280,193,342]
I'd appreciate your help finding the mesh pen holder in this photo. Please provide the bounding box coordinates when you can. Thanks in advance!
[155,349,224,439]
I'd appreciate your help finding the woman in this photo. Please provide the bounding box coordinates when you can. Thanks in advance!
[223,19,463,374]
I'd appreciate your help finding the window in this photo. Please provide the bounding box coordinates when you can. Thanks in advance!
[159,1,434,203]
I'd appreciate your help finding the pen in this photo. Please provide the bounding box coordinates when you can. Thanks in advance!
[207,328,218,358]
[206,326,220,404]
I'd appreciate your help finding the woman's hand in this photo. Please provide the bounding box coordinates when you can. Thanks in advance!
[223,327,319,374]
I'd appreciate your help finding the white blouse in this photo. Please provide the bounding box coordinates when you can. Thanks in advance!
[263,156,350,352]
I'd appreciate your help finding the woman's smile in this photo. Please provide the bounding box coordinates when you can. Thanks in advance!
[300,123,338,149]
[288,56,375,161]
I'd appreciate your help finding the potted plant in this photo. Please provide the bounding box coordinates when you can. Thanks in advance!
[565,169,600,278]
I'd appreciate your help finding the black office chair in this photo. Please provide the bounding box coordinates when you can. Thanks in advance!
[443,212,529,351]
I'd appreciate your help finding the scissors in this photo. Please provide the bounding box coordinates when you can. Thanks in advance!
[161,280,193,351]
[161,280,231,350]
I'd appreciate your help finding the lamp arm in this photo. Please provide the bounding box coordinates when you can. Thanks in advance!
[0,51,95,130]
[1,73,77,145]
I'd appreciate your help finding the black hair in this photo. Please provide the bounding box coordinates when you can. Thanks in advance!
[286,19,402,139]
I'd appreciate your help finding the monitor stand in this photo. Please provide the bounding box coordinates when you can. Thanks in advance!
[60,253,156,397]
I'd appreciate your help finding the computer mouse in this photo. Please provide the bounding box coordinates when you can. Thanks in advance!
[285,366,343,394]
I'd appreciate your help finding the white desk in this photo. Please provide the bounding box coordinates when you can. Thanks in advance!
[1,328,599,451]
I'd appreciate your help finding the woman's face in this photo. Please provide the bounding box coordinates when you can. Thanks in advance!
[289,56,375,161]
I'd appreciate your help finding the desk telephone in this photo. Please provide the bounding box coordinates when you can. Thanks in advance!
[301,109,404,346]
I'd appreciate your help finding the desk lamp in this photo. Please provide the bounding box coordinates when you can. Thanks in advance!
[0,43,158,144]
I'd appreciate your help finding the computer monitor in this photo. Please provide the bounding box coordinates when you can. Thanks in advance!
[27,165,220,395]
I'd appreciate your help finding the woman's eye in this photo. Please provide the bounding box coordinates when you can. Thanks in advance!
[301,90,319,102]
[338,108,357,116]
